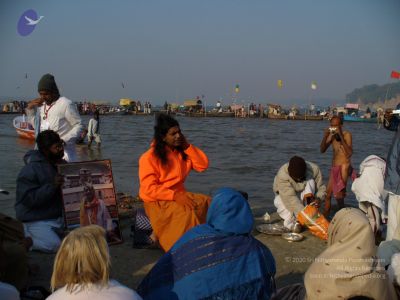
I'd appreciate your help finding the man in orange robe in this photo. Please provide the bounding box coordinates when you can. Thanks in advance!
[139,114,210,252]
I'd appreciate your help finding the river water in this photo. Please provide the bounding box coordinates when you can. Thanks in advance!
[0,114,394,217]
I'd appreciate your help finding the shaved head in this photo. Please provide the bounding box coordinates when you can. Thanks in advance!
[330,115,343,126]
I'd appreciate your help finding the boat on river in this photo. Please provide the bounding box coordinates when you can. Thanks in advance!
[13,115,35,140]
[341,103,377,123]
[343,115,377,123]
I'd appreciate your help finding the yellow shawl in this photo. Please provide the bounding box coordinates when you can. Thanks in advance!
[304,208,396,299]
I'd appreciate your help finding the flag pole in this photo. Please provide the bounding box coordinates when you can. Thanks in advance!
[385,86,391,103]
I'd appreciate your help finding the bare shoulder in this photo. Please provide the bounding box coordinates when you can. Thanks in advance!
[343,131,353,146]
[343,130,352,139]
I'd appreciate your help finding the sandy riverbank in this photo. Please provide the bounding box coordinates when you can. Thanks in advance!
[27,205,327,292]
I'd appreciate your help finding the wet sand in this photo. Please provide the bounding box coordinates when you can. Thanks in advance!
[27,207,327,291]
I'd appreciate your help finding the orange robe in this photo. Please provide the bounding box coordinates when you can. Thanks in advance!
[139,144,210,251]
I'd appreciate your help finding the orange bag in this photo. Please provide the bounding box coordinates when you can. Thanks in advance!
[297,203,329,240]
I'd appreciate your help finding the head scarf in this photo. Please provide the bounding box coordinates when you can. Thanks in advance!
[206,187,254,234]
[359,155,386,177]
[352,155,387,211]
[304,208,396,299]
[138,188,276,300]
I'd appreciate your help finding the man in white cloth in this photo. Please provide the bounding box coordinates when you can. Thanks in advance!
[265,156,326,232]
[26,73,82,161]
[351,155,387,235]
[87,110,101,148]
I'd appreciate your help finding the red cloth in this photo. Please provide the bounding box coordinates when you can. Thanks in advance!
[330,165,356,197]
[391,70,400,79]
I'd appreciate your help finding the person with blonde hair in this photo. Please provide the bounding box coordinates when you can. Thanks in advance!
[47,225,142,300]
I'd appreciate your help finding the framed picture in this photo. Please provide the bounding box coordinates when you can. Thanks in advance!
[57,159,123,245]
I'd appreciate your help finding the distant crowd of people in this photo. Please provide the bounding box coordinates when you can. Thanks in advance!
[77,101,98,115]
[2,101,27,113]
[2,73,400,299]
[133,101,152,114]
[1,98,153,116]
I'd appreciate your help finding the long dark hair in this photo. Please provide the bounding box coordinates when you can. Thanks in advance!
[154,114,187,165]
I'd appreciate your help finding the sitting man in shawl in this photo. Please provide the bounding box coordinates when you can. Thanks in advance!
[138,188,276,300]
[376,108,400,281]
[15,130,65,253]
[139,113,210,252]
[382,107,400,242]
[272,208,397,300]
[267,156,326,232]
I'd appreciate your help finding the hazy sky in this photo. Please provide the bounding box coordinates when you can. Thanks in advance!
[0,0,399,105]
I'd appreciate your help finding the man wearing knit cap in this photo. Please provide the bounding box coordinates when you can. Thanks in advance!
[265,156,326,232]
[26,74,82,161]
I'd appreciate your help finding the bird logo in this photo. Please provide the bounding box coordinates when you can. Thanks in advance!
[25,15,44,26]
[17,9,44,36]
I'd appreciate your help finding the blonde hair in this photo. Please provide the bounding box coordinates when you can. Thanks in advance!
[50,225,110,292]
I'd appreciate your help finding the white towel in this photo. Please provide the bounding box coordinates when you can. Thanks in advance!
[352,155,387,214]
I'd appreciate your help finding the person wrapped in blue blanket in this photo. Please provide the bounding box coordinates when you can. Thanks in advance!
[383,105,400,241]
[137,187,276,300]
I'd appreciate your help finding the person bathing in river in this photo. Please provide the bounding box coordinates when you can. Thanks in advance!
[320,115,353,217]
[87,110,101,148]
[138,113,210,252]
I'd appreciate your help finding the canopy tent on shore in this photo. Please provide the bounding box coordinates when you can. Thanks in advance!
[119,98,136,106]
[183,99,202,107]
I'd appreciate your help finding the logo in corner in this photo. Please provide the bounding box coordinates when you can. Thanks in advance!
[17,9,44,36]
